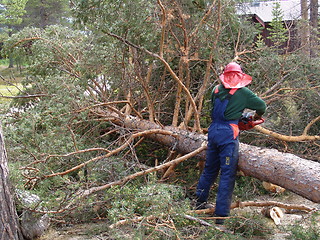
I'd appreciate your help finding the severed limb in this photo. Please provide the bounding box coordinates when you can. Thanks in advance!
[182,214,234,233]
[254,121,320,142]
[110,213,181,238]
[261,207,284,225]
[106,32,202,132]
[110,213,233,234]
[182,214,213,227]
[192,200,317,215]
[109,215,159,229]
[42,129,177,179]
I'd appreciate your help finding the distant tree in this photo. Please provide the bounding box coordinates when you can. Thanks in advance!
[309,0,319,57]
[0,0,27,26]
[267,2,288,49]
[0,0,28,67]
[21,0,71,29]
[300,0,309,53]
[299,0,319,57]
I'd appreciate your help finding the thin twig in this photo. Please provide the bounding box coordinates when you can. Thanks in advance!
[43,129,177,179]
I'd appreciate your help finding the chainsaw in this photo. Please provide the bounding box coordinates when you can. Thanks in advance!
[238,111,264,130]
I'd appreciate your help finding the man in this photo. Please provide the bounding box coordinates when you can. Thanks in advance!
[195,62,266,224]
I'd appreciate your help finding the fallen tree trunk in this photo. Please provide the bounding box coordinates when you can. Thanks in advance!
[113,114,320,203]
[237,144,320,203]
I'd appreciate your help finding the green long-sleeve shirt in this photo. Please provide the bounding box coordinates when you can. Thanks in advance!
[212,85,266,120]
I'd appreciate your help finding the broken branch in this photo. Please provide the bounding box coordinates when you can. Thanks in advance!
[192,200,317,215]
[106,32,202,132]
[43,129,177,179]
[76,144,206,198]
[254,125,320,141]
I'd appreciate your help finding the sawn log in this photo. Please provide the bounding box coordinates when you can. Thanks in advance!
[117,114,320,203]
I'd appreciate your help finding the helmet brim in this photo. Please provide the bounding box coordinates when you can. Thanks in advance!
[219,72,252,88]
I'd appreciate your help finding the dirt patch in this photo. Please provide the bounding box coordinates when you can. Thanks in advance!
[39,222,110,240]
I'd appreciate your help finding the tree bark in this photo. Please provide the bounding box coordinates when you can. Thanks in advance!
[113,113,320,203]
[300,0,309,54]
[309,0,319,57]
[0,124,24,240]
[8,31,14,68]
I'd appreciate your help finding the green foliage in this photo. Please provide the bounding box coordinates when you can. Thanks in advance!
[135,140,169,165]
[8,162,24,188]
[267,2,288,47]
[287,225,320,240]
[242,48,320,156]
[201,229,245,240]
[104,182,199,239]
[255,33,266,48]
[0,0,28,26]
[21,0,71,29]
[2,26,111,189]
[73,0,159,49]
[285,212,320,240]
[71,0,260,87]
[9,159,74,211]
[0,59,9,65]
[107,182,186,222]
[233,176,268,200]
[227,213,272,238]
[0,0,27,58]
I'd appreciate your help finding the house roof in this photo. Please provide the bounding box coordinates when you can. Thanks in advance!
[237,0,302,22]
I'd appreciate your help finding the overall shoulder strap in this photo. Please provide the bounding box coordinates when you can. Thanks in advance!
[214,85,220,94]
[212,85,239,101]
[212,85,220,103]
[229,88,238,95]
[225,88,238,100]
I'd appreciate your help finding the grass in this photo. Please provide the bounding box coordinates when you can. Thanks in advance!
[0,62,25,103]
[0,84,23,104]
[0,84,21,95]
[0,62,25,84]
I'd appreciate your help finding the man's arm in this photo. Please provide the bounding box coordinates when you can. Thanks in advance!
[244,88,267,116]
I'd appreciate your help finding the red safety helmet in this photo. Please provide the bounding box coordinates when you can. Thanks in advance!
[224,62,243,73]
[219,62,252,88]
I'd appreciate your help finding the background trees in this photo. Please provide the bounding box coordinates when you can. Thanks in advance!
[300,0,319,57]
[0,0,71,68]
[21,0,71,29]
[310,0,319,57]
[0,0,28,67]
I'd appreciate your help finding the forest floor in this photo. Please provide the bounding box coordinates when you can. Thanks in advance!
[39,192,319,240]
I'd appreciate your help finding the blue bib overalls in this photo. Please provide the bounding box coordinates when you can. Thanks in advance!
[196,87,239,217]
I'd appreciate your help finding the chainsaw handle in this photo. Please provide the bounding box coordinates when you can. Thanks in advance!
[238,117,265,131]
[252,117,265,125]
